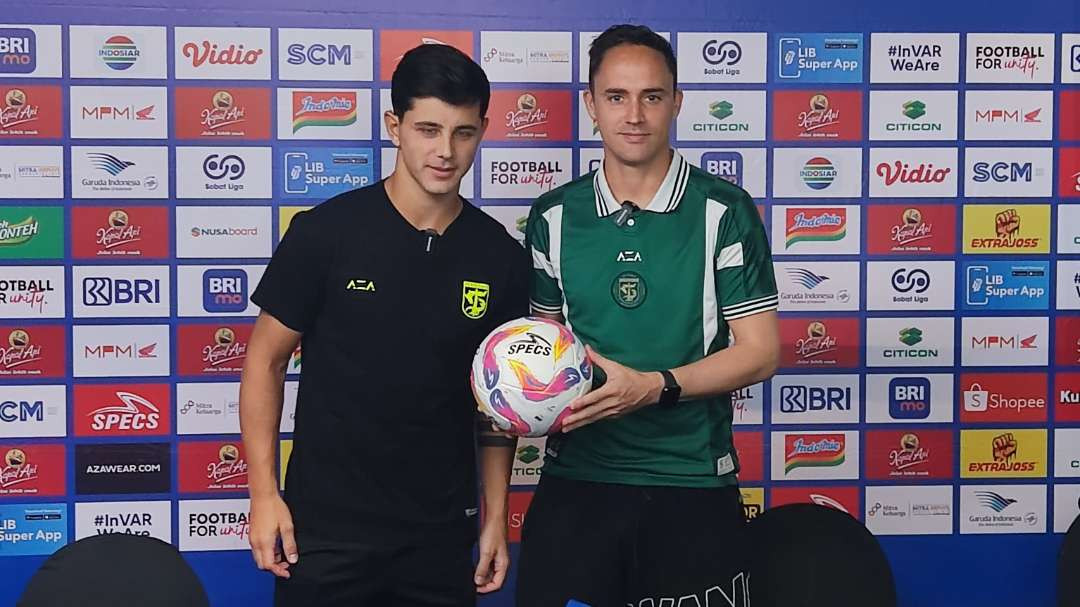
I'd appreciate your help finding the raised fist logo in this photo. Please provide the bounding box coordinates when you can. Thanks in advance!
[995,209,1020,238]
[992,433,1018,463]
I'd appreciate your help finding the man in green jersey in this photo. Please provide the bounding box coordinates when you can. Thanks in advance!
[516,25,779,607]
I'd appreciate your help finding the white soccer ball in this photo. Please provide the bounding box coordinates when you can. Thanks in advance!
[470,316,593,437]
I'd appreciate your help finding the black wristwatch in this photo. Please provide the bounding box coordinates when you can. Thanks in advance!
[656,369,682,409]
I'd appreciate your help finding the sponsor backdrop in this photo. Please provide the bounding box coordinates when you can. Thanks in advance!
[0,0,1077,605]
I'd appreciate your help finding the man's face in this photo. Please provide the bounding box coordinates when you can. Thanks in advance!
[584,44,682,168]
[385,97,487,196]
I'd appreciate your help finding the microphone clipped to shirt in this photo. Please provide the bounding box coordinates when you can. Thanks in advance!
[613,200,639,227]
[421,228,439,253]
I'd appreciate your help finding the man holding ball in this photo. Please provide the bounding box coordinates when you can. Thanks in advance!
[518,24,780,607]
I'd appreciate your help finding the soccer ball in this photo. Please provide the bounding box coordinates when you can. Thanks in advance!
[471,316,593,437]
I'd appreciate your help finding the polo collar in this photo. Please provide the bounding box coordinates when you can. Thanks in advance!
[593,149,690,217]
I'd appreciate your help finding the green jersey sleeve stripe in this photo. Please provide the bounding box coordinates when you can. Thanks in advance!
[530,299,563,314]
[532,247,556,278]
[723,295,779,320]
[715,242,744,270]
[722,293,779,314]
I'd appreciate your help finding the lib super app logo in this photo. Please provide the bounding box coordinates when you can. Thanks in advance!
[775,34,863,82]
[282,148,373,199]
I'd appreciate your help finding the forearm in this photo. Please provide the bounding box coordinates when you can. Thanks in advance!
[478,444,515,523]
[671,341,778,401]
[240,352,289,500]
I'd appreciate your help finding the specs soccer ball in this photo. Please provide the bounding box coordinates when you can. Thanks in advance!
[470,316,593,437]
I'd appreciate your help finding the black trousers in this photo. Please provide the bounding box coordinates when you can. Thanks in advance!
[516,475,750,607]
[274,524,475,607]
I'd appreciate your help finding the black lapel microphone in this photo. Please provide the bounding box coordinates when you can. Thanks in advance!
[421,228,439,253]
[613,200,638,227]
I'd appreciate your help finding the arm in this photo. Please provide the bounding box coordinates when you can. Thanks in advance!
[559,311,778,432]
[474,430,516,593]
[240,311,302,578]
[666,310,779,399]
[474,237,531,593]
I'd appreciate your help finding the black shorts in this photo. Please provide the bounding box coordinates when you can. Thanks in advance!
[516,475,750,607]
[274,523,476,607]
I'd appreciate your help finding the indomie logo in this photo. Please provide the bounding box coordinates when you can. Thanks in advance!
[785,208,846,248]
[784,434,845,473]
[292,92,356,133]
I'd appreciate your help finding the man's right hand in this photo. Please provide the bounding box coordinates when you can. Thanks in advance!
[249,493,298,578]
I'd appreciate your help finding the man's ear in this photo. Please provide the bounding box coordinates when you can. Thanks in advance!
[583,89,598,123]
[384,110,402,146]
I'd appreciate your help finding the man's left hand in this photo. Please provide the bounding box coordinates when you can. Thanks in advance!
[474,517,509,593]
[560,346,662,432]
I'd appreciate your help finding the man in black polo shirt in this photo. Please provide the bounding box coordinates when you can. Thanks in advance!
[240,44,529,606]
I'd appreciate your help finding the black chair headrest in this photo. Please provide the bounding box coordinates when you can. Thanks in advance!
[18,533,209,607]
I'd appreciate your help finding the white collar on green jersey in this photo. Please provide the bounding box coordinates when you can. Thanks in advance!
[592,149,690,217]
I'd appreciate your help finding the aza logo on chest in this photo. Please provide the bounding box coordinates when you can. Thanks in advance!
[344,278,375,292]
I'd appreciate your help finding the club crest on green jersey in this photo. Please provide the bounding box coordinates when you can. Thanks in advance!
[611,271,646,308]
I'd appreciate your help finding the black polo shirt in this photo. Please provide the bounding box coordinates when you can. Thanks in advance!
[251,180,529,539]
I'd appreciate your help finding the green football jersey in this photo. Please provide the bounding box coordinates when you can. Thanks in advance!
[525,150,778,487]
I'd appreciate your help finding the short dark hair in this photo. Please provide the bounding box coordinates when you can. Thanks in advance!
[588,24,677,91]
[391,44,490,119]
